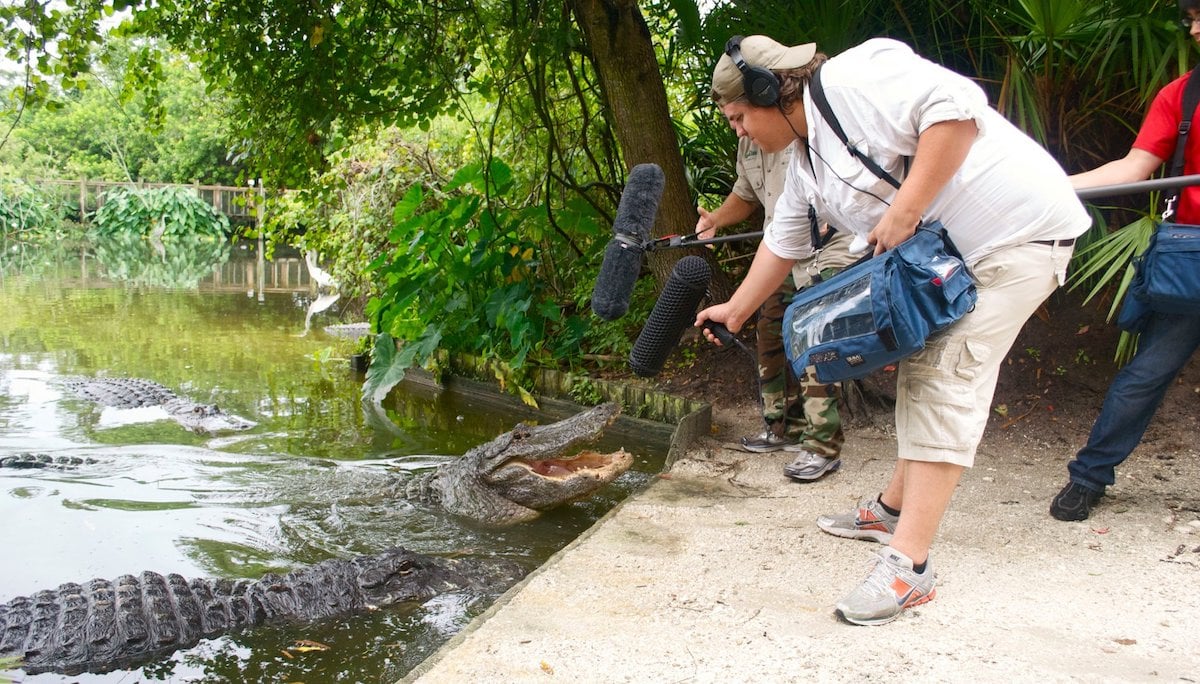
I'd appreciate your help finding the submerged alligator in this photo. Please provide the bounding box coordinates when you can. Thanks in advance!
[0,547,524,675]
[0,454,97,470]
[398,401,632,525]
[64,377,257,434]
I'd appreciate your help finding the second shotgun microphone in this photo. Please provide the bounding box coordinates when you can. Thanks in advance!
[629,255,712,377]
[591,163,665,321]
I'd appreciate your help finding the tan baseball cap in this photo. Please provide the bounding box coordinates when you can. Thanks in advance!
[711,35,817,105]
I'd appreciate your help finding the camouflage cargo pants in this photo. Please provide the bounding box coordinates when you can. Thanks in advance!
[756,231,858,456]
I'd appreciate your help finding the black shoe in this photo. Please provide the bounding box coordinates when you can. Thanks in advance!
[1049,482,1104,521]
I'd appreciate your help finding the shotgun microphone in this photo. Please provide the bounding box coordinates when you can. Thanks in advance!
[591,163,665,321]
[629,255,712,377]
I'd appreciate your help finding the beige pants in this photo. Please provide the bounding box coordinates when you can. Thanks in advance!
[896,241,1073,467]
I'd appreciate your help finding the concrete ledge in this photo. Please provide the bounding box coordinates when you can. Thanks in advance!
[416,353,711,468]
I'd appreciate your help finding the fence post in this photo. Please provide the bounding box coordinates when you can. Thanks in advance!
[256,181,266,302]
[79,178,87,224]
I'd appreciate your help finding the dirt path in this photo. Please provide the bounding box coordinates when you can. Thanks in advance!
[408,402,1200,682]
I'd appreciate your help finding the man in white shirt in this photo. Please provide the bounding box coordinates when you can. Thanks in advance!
[697,35,1089,625]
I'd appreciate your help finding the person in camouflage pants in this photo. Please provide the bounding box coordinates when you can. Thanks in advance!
[696,136,854,481]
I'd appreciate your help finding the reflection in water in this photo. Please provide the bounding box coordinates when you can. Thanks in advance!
[0,245,667,682]
[90,232,232,289]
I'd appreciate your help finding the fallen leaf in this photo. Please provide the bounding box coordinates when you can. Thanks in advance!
[1077,325,1090,335]
[289,639,331,653]
[1114,638,1137,646]
[1092,527,1110,534]
[541,660,555,674]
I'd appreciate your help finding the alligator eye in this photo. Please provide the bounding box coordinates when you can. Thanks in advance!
[396,560,416,574]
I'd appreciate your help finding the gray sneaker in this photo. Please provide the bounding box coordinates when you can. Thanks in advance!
[835,546,936,626]
[740,430,795,453]
[783,449,842,481]
[816,496,898,543]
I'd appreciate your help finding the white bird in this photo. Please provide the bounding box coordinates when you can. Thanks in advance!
[304,250,338,291]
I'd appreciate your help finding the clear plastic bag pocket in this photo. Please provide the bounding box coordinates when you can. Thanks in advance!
[786,272,877,362]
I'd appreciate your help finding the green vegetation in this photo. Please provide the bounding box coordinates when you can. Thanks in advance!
[2,0,1192,398]
[93,186,230,239]
[0,178,73,252]
[1,37,242,185]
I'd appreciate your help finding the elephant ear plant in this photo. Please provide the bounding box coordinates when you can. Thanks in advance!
[93,186,231,241]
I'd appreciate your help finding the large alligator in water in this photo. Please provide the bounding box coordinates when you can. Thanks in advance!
[397,401,633,525]
[0,547,523,675]
[2,401,633,525]
[64,377,257,434]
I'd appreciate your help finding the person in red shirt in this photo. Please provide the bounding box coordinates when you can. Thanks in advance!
[1051,0,1200,520]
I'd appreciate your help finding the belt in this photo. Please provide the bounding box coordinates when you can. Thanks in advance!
[1032,238,1075,247]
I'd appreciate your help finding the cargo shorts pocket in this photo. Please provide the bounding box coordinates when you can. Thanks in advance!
[898,334,992,453]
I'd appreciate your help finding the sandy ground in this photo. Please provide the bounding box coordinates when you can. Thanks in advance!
[406,402,1200,683]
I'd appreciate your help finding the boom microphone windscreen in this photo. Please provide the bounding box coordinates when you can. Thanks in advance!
[612,163,664,239]
[629,255,712,377]
[592,238,645,322]
[591,163,665,321]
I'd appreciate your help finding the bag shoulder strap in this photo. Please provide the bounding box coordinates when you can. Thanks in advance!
[809,66,901,190]
[1170,63,1200,179]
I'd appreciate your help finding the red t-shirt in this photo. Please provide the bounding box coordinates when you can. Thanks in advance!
[1134,72,1200,223]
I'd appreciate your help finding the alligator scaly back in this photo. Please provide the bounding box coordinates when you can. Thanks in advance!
[0,548,522,675]
[63,377,257,434]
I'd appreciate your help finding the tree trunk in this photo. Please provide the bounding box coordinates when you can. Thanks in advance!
[569,0,732,301]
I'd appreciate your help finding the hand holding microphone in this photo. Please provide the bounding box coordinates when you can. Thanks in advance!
[701,320,753,358]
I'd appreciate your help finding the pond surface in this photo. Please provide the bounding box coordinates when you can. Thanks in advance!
[0,240,667,682]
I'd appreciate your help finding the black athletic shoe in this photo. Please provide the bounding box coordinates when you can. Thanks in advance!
[1049,482,1104,521]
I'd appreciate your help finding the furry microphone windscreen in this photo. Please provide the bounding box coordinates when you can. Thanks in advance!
[591,163,665,321]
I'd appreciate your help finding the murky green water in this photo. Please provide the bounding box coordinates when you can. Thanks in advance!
[0,240,667,682]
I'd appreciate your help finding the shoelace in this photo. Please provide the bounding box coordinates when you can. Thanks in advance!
[795,451,823,466]
[857,554,900,599]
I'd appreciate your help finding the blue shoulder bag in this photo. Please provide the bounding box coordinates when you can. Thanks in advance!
[782,67,977,383]
[1118,64,1200,331]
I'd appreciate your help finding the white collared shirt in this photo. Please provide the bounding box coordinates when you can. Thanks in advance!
[765,38,1089,264]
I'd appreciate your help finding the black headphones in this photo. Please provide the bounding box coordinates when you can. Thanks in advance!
[725,35,780,107]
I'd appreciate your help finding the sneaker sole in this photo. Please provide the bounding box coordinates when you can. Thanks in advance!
[740,444,790,453]
[835,588,936,626]
[1048,506,1090,522]
[784,458,842,482]
[816,517,894,543]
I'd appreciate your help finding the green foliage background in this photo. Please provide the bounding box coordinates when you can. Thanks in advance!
[3,0,1196,391]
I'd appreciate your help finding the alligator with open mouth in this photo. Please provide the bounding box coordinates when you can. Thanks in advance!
[4,400,633,525]
[64,377,257,434]
[397,401,633,525]
[0,547,523,675]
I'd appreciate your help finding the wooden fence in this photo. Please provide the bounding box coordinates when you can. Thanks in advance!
[32,179,270,223]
